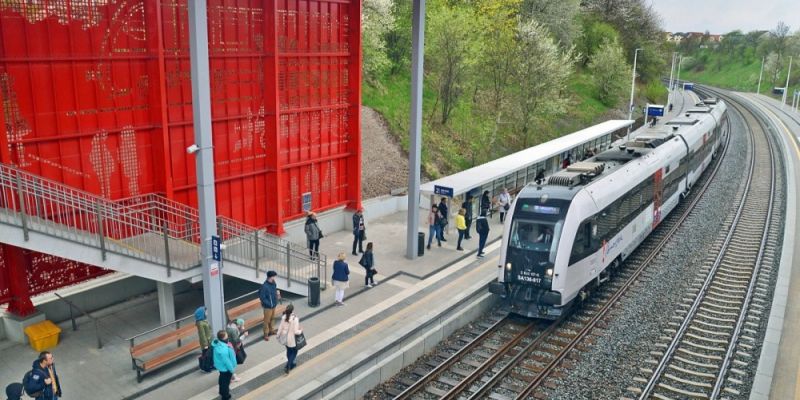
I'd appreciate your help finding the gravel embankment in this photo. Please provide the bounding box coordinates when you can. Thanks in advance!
[361,106,410,199]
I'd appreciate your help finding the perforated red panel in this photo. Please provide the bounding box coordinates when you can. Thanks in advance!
[0,245,10,304]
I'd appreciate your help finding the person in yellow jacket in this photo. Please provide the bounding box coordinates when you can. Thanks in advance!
[456,208,467,251]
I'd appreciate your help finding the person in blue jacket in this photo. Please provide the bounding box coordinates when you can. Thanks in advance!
[332,253,350,306]
[24,352,61,400]
[259,270,281,341]
[212,330,237,400]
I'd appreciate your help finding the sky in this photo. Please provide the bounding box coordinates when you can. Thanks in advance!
[649,0,800,34]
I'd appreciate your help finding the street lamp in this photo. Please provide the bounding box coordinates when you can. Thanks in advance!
[757,56,765,94]
[782,56,793,108]
[627,48,642,141]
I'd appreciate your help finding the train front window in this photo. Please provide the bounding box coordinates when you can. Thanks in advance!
[509,220,561,263]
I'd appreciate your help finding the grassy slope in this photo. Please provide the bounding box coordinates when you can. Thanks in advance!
[678,53,763,92]
[363,70,621,178]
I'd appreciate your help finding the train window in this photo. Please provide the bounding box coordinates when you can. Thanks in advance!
[569,222,593,264]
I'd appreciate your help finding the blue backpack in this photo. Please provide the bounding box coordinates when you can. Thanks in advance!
[22,370,43,398]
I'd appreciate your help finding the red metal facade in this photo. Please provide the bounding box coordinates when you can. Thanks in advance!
[0,0,361,307]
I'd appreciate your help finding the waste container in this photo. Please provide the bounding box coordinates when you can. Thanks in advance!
[418,232,425,256]
[24,320,61,352]
[308,277,320,307]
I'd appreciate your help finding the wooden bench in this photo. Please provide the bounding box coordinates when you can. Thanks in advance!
[226,298,287,333]
[129,323,199,382]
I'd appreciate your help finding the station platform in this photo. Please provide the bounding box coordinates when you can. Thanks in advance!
[0,208,507,400]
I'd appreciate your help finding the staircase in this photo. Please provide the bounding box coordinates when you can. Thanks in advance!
[0,163,325,295]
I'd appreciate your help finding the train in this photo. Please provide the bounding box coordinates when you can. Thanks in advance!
[489,98,729,319]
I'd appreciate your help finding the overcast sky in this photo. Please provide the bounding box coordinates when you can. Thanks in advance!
[649,0,800,34]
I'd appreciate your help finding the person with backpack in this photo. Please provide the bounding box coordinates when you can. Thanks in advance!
[276,304,303,374]
[225,318,247,382]
[304,212,322,259]
[211,330,237,400]
[23,351,61,400]
[195,306,213,352]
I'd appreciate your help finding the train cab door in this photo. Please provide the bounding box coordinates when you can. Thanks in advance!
[652,169,663,228]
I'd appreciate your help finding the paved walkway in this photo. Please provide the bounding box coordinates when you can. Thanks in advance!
[0,209,506,400]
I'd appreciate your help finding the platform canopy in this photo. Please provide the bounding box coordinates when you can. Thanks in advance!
[420,119,633,198]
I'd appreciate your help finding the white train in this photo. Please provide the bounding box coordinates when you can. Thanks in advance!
[489,99,728,319]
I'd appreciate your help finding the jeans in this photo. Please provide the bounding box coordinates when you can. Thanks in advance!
[286,346,298,369]
[499,211,507,223]
[365,268,375,285]
[352,231,364,254]
[478,231,488,254]
[437,223,446,240]
[457,229,466,249]
[308,239,320,257]
[218,371,233,400]
[464,218,472,238]
[427,225,440,247]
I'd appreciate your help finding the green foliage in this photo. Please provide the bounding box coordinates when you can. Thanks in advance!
[588,39,629,107]
[643,81,667,104]
[576,17,619,66]
[361,0,394,83]
[521,0,581,47]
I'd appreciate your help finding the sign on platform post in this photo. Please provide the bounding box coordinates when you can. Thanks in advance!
[210,261,220,277]
[683,82,694,90]
[647,104,665,117]
[434,185,454,197]
[211,235,221,261]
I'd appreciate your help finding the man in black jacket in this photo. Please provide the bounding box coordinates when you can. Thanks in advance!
[476,212,490,258]
[461,195,473,240]
[437,198,449,241]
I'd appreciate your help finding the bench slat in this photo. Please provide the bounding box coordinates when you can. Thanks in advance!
[141,340,200,371]
[226,298,261,320]
[131,324,197,357]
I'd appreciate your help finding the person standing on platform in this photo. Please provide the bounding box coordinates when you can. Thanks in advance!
[24,351,61,400]
[259,270,281,341]
[498,188,512,223]
[195,306,213,353]
[211,330,237,400]
[462,195,473,239]
[304,212,322,259]
[437,198,449,241]
[456,208,467,251]
[352,208,366,255]
[277,304,303,374]
[332,253,350,306]
[427,205,441,250]
[360,242,377,287]
[476,212,490,257]
[480,190,491,218]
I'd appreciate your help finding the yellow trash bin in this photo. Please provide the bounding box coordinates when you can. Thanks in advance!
[24,320,62,352]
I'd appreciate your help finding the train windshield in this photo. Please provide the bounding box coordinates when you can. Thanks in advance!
[509,219,562,264]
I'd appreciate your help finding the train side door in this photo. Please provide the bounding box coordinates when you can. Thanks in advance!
[652,169,663,228]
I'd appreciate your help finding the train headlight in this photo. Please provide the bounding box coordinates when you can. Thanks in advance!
[506,263,512,271]
[546,268,553,277]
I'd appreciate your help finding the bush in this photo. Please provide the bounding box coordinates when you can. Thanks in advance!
[643,81,667,104]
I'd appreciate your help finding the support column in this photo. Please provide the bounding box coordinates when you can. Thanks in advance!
[4,244,35,317]
[156,281,175,326]
[405,0,426,260]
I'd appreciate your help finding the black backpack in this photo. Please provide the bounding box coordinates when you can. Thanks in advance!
[21,370,43,398]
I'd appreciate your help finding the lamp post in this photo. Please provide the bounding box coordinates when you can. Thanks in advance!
[782,56,792,108]
[406,0,426,259]
[675,55,683,90]
[188,0,225,332]
[668,52,677,104]
[757,56,765,94]
[626,48,642,141]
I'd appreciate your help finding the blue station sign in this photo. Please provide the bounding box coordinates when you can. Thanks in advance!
[211,235,221,261]
[434,185,454,197]
[647,105,665,117]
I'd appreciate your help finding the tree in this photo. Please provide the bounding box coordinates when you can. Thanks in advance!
[576,16,619,66]
[764,52,782,86]
[384,1,412,75]
[589,39,629,107]
[426,6,477,125]
[474,0,521,120]
[521,0,581,47]
[361,0,395,83]
[510,20,575,149]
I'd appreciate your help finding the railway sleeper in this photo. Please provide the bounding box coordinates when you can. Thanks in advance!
[685,331,729,344]
[668,364,716,379]
[674,354,717,369]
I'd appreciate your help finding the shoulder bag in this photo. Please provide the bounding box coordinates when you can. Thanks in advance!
[294,332,307,350]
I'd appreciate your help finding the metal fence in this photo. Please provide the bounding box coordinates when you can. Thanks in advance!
[0,163,324,287]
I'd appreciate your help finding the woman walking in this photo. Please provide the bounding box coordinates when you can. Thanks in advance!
[332,253,350,306]
[498,188,512,223]
[480,190,491,218]
[456,208,467,251]
[360,242,377,287]
[277,304,303,374]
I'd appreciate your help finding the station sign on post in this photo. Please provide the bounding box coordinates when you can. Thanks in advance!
[434,185,454,198]
[646,104,665,117]
[683,82,694,91]
[211,235,221,261]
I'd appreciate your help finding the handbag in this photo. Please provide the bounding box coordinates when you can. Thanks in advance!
[198,348,214,372]
[503,203,510,211]
[294,332,307,350]
[235,344,247,365]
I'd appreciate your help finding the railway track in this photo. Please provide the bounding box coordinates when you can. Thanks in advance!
[626,88,782,399]
[374,93,737,400]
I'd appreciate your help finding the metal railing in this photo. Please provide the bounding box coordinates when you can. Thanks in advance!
[0,163,324,288]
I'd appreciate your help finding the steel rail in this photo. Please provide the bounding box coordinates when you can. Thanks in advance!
[393,314,524,400]
[638,88,771,399]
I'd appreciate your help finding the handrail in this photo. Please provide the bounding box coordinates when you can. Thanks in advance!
[0,162,325,287]
[53,292,107,349]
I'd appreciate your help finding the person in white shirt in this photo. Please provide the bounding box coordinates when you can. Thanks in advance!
[498,188,512,223]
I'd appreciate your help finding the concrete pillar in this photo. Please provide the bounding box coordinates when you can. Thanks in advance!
[156,281,175,326]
